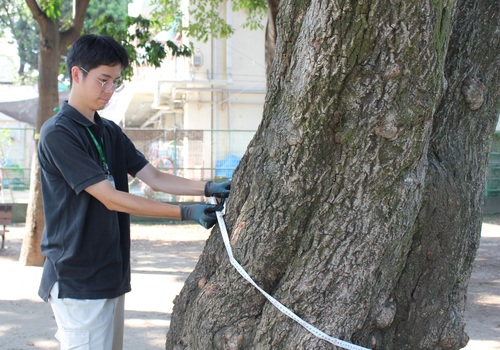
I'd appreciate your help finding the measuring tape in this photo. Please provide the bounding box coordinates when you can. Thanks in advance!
[210,198,371,350]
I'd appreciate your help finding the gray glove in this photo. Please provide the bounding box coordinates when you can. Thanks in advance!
[180,203,217,229]
[204,180,231,198]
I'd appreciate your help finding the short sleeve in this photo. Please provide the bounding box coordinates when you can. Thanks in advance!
[121,131,149,177]
[38,127,106,194]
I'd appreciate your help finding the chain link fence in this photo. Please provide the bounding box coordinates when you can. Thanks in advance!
[0,127,255,204]
[5,127,497,204]
[123,128,255,202]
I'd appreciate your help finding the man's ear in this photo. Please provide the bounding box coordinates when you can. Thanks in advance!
[70,66,82,84]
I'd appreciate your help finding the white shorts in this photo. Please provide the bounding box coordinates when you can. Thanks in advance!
[48,282,125,350]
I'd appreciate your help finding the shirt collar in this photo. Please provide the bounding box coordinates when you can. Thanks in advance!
[60,101,105,131]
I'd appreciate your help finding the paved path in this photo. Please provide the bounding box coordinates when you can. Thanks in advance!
[0,222,498,349]
[0,224,209,350]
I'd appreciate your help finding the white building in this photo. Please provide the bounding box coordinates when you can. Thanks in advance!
[0,39,18,84]
[118,0,266,131]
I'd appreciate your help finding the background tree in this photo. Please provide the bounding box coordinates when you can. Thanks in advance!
[0,0,133,84]
[19,0,90,266]
[264,0,279,75]
[166,1,499,349]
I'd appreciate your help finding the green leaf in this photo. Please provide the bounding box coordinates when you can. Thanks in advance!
[39,0,63,21]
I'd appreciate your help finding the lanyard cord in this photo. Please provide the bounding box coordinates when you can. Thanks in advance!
[85,126,109,174]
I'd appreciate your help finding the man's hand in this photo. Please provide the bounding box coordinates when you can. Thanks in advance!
[180,204,218,229]
[204,180,231,198]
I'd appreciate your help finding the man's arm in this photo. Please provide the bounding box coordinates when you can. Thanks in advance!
[85,179,218,229]
[135,163,206,196]
[85,179,182,218]
[136,163,232,198]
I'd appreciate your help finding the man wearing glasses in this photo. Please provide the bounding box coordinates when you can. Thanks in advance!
[37,34,230,349]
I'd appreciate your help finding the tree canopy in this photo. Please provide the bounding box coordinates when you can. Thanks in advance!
[150,0,267,42]
[0,0,129,80]
[0,0,39,80]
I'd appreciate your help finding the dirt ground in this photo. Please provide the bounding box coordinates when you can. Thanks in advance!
[0,220,498,350]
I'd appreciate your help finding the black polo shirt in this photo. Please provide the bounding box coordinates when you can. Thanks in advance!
[38,102,148,301]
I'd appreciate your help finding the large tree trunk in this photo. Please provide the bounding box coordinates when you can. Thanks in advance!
[166,0,498,349]
[20,0,89,266]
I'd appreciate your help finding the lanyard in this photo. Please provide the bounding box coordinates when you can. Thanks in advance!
[85,126,109,174]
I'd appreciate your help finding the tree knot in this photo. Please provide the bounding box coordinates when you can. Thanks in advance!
[461,77,486,111]
[374,300,397,328]
[374,113,398,140]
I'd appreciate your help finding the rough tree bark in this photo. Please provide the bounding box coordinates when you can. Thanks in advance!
[264,0,280,76]
[383,1,500,348]
[19,0,89,266]
[166,0,498,349]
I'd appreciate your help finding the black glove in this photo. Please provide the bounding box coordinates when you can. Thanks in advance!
[180,204,217,229]
[204,180,231,198]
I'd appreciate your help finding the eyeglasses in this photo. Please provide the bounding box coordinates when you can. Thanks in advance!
[79,67,124,92]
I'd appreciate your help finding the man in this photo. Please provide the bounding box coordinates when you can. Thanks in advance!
[37,34,230,349]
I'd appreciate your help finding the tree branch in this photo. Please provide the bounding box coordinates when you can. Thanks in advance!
[60,0,91,51]
[24,0,45,26]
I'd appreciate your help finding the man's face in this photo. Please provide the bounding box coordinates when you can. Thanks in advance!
[78,64,123,111]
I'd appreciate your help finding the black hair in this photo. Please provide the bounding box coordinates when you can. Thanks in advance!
[66,34,129,83]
